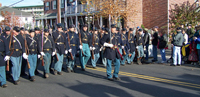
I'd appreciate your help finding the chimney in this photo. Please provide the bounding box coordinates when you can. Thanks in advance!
[0,3,2,7]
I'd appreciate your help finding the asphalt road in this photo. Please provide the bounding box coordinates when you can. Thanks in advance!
[0,49,200,97]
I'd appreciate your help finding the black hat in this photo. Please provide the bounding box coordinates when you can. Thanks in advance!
[101,27,105,31]
[69,25,75,28]
[64,28,68,31]
[129,28,133,31]
[57,23,62,28]
[34,27,40,31]
[122,28,126,31]
[105,28,109,32]
[83,24,88,27]
[111,24,116,28]
[29,29,35,33]
[13,26,20,32]
[5,26,10,31]
[177,27,182,30]
[44,29,49,32]
[116,27,119,31]
[20,27,24,30]
[138,29,143,32]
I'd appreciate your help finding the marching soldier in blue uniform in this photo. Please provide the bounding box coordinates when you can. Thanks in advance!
[66,25,79,72]
[26,29,38,81]
[91,28,100,68]
[0,28,10,88]
[7,26,28,85]
[2,26,11,39]
[52,23,68,75]
[127,28,136,64]
[79,24,92,71]
[121,28,130,66]
[38,29,55,78]
[99,28,108,68]
[136,29,145,65]
[100,24,123,81]
[34,27,41,75]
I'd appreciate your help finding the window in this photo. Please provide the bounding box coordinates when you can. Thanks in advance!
[53,1,56,9]
[61,0,64,8]
[45,2,50,10]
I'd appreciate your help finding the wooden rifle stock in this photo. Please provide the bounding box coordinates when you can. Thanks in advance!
[6,61,9,71]
[41,56,44,66]
[122,48,126,56]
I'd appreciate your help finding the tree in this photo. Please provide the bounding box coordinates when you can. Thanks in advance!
[81,0,139,27]
[0,11,22,28]
[169,1,200,33]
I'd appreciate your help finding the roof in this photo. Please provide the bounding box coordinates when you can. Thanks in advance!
[12,5,43,8]
[0,6,32,17]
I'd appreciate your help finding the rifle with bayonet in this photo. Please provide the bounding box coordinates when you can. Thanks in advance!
[67,33,74,60]
[91,14,95,59]
[41,29,45,66]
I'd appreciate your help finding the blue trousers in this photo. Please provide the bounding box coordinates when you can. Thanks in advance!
[91,53,100,67]
[80,43,91,69]
[101,51,107,67]
[68,55,76,70]
[10,56,22,81]
[44,53,51,73]
[137,45,144,58]
[127,51,135,64]
[121,49,128,65]
[107,58,120,78]
[28,54,37,77]
[153,45,158,60]
[54,53,63,72]
[160,49,166,61]
[145,44,149,60]
[0,66,6,85]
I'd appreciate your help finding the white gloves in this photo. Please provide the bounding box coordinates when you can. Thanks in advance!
[103,43,113,48]
[90,47,93,50]
[69,49,72,53]
[79,45,83,50]
[136,46,138,49]
[92,47,95,50]
[100,47,103,51]
[38,55,41,58]
[4,56,10,61]
[23,53,28,59]
[52,52,56,56]
[65,50,68,54]
[40,52,45,56]
[122,46,125,49]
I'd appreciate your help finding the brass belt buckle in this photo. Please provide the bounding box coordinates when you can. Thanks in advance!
[32,49,35,51]
[47,49,49,51]
[16,49,19,51]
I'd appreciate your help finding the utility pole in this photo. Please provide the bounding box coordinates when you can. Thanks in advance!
[57,0,61,23]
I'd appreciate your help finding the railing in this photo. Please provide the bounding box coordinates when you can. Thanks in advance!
[67,4,96,14]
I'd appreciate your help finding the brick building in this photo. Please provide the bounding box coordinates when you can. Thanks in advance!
[42,0,196,30]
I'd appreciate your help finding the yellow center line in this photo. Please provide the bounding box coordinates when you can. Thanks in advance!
[78,66,200,89]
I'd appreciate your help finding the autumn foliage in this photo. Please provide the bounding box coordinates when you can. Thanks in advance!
[81,0,138,26]
[0,11,22,28]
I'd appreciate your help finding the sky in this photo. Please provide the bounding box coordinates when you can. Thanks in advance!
[1,0,43,7]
